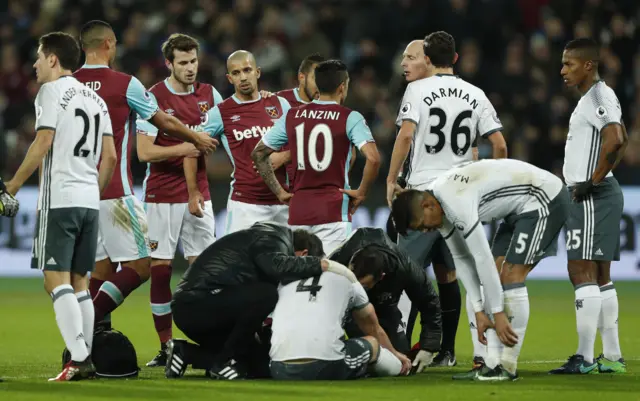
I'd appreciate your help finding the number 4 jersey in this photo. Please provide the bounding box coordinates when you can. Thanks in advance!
[270,272,370,362]
[396,74,502,188]
[262,100,375,226]
[34,76,113,211]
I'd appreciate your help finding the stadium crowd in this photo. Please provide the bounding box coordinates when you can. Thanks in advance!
[1,0,639,195]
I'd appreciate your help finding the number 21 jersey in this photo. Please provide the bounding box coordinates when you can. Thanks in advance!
[34,76,112,211]
[396,74,502,188]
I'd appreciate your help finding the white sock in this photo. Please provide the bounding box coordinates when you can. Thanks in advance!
[466,291,486,359]
[485,328,501,369]
[575,284,601,364]
[598,283,621,361]
[372,347,402,376]
[52,285,89,362]
[500,285,529,375]
[76,290,94,354]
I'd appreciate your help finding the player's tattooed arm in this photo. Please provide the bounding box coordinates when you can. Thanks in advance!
[591,123,628,184]
[252,140,291,203]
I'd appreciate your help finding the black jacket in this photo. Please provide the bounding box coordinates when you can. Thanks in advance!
[174,222,323,296]
[329,227,442,352]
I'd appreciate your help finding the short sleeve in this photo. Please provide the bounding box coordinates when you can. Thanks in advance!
[136,118,158,137]
[34,83,59,131]
[349,281,370,310]
[202,105,224,138]
[395,82,421,126]
[212,86,224,106]
[587,86,622,132]
[476,93,503,138]
[346,111,375,149]
[277,96,291,115]
[262,109,290,150]
[126,77,159,120]
[102,109,113,136]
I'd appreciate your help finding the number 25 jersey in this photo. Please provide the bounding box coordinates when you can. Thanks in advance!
[396,74,502,188]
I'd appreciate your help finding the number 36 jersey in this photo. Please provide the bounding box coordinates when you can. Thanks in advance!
[262,100,375,226]
[34,77,113,211]
[396,74,502,189]
[270,272,370,362]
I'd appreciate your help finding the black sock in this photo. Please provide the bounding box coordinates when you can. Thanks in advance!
[438,280,461,353]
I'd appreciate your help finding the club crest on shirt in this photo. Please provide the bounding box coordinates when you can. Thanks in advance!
[165,108,175,116]
[198,101,209,114]
[596,105,607,119]
[265,105,280,119]
[149,240,158,251]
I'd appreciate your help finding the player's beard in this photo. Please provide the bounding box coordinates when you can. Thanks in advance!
[176,73,196,87]
[303,83,316,102]
[238,82,254,95]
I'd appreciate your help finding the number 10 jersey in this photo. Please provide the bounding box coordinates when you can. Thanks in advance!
[262,100,375,226]
[396,74,502,189]
[34,76,113,211]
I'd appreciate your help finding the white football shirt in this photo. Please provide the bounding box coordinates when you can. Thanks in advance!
[430,159,563,314]
[270,272,369,362]
[35,76,112,210]
[396,74,502,189]
[563,81,622,186]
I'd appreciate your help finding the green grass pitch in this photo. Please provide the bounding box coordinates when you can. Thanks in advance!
[1,278,639,400]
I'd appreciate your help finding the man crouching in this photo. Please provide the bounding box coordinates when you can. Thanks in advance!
[167,222,355,380]
[269,269,412,380]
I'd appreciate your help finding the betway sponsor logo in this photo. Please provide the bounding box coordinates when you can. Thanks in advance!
[233,126,271,140]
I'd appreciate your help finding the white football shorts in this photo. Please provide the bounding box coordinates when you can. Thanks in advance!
[95,195,150,263]
[290,221,352,257]
[224,199,288,236]
[145,201,216,260]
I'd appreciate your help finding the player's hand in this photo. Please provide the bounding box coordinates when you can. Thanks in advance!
[494,312,518,347]
[572,179,594,202]
[179,143,201,158]
[188,191,205,218]
[193,132,218,155]
[386,180,405,208]
[0,181,19,218]
[395,351,412,375]
[339,188,366,215]
[259,90,274,98]
[474,311,494,346]
[276,190,293,205]
[410,350,435,374]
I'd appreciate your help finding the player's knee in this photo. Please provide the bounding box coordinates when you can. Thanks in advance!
[596,263,611,286]
[70,273,89,291]
[499,262,529,284]
[361,336,380,362]
[567,260,597,286]
[93,259,117,280]
[123,257,151,281]
[433,264,455,283]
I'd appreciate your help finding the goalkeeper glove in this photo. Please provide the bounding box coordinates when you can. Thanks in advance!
[572,179,594,202]
[0,184,19,218]
[410,350,435,374]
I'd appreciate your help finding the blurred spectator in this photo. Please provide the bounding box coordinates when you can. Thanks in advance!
[0,0,638,192]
